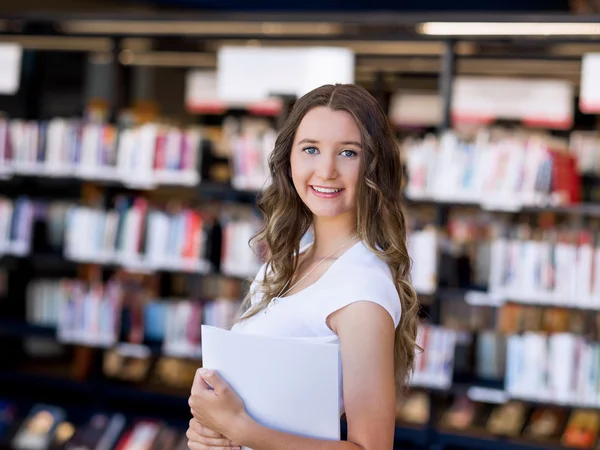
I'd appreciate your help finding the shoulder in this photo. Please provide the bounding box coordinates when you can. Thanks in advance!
[321,241,402,328]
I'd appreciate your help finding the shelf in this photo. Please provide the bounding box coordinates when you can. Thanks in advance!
[2,250,218,277]
[197,182,259,204]
[0,319,201,361]
[435,431,571,450]
[394,425,429,447]
[0,320,56,339]
[0,368,188,409]
[407,196,600,218]
[0,170,200,192]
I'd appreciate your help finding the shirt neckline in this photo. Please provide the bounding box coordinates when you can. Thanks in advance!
[274,239,362,301]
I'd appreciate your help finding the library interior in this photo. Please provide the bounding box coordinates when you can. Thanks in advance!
[3,0,600,449]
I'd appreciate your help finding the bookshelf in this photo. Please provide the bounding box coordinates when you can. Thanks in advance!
[2,11,600,450]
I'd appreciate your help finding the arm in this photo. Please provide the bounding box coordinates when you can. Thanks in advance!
[189,301,397,450]
[230,300,397,450]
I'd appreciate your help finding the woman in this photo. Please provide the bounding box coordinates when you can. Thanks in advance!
[187,83,419,450]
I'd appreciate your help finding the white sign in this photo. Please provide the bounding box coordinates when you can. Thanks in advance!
[580,53,600,114]
[0,43,22,95]
[389,92,442,127]
[452,76,574,129]
[217,46,354,103]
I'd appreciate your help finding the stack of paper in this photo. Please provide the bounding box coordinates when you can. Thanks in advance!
[200,325,341,448]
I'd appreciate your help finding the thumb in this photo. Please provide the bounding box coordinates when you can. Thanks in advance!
[198,368,229,395]
[191,368,212,396]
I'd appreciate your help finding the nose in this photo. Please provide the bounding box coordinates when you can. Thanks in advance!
[315,154,338,180]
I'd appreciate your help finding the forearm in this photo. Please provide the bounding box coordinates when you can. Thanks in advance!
[233,416,364,450]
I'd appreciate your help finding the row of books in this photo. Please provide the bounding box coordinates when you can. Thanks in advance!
[409,324,457,390]
[0,196,264,276]
[55,279,123,348]
[488,225,600,309]
[0,196,439,286]
[506,331,600,408]
[403,129,580,210]
[434,393,600,449]
[2,398,598,450]
[25,278,242,356]
[64,200,213,274]
[161,298,240,358]
[0,401,190,450]
[0,119,202,188]
[497,303,598,337]
[224,116,277,191]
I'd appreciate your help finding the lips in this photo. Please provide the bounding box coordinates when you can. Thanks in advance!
[310,185,345,198]
[311,186,342,194]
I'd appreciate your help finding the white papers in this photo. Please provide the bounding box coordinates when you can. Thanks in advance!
[200,325,341,448]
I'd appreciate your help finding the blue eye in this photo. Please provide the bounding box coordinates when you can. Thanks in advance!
[340,150,357,157]
[303,146,319,155]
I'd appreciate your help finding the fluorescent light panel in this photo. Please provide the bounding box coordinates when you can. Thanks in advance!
[419,22,600,36]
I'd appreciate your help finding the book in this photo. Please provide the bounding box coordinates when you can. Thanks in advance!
[562,409,600,449]
[11,404,66,450]
[486,401,527,437]
[523,407,568,444]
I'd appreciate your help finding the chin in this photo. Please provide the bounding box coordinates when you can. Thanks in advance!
[305,203,352,218]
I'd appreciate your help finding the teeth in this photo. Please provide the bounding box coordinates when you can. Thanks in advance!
[312,186,341,193]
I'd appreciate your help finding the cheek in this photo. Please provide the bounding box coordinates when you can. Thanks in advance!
[343,165,360,192]
[289,161,303,194]
[290,156,310,183]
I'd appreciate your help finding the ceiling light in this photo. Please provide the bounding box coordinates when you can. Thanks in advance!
[418,22,600,36]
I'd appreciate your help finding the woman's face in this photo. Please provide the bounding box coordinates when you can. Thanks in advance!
[290,106,362,220]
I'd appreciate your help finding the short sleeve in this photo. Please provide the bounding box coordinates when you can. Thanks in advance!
[318,267,402,330]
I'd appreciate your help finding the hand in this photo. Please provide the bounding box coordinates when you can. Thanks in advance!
[188,368,250,442]
[186,419,241,450]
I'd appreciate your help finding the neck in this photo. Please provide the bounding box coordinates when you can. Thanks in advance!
[310,213,358,260]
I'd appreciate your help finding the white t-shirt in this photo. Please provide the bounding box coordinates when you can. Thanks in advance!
[230,240,402,416]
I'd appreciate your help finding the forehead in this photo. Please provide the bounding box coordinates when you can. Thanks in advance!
[295,106,361,143]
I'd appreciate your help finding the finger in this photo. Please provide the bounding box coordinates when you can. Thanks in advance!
[188,444,238,450]
[188,419,222,440]
[196,421,223,438]
[192,368,213,395]
[187,421,241,449]
[199,369,229,396]
[187,429,239,449]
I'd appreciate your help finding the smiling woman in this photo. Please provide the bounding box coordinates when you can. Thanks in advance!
[290,107,362,220]
[186,83,419,450]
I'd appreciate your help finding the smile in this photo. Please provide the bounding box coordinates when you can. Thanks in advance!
[310,186,344,196]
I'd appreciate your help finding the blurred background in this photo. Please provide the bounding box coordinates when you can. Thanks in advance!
[2,1,600,449]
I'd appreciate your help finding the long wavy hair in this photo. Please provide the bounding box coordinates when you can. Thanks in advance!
[237,83,420,391]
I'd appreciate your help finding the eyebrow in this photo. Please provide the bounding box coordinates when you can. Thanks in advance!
[297,138,362,147]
